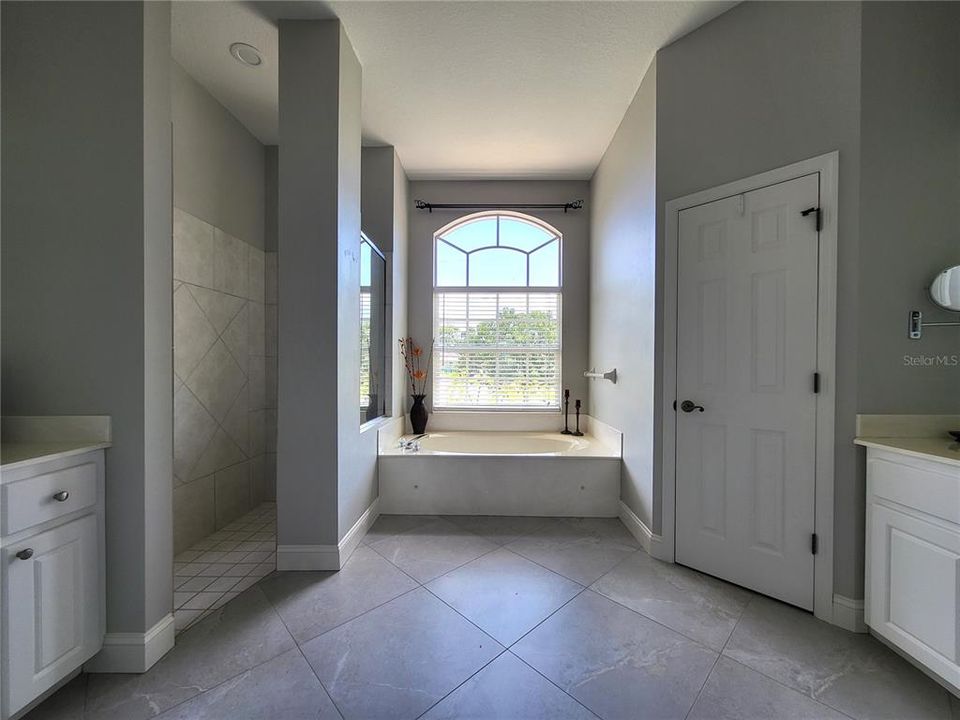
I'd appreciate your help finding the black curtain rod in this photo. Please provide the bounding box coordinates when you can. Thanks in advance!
[414,199,583,214]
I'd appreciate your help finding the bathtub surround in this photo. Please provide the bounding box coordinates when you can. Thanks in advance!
[172,208,271,553]
[379,428,621,517]
[2,0,174,670]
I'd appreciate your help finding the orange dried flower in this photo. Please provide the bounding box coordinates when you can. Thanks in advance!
[412,346,423,357]
[413,370,426,380]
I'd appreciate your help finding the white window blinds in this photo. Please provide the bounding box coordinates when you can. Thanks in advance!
[433,290,561,409]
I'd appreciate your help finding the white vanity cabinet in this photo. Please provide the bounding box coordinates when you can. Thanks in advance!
[862,442,960,696]
[1,449,105,720]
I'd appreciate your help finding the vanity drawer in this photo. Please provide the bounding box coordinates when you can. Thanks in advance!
[1,461,98,535]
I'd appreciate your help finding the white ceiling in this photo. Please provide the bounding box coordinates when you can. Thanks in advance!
[172,1,735,179]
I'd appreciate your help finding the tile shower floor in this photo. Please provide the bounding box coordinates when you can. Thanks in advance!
[172,502,276,633]
[26,514,958,720]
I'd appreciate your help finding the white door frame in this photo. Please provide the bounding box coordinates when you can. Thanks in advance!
[661,152,838,625]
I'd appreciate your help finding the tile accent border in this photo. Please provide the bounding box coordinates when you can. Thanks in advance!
[278,497,380,571]
[833,593,867,633]
[84,612,174,674]
[619,500,667,561]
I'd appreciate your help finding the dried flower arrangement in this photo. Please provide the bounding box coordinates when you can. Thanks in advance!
[399,337,434,397]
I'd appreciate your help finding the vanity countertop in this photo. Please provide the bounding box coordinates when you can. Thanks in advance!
[1,441,111,471]
[855,436,960,469]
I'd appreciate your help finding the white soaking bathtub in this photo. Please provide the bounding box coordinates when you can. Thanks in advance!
[379,431,621,516]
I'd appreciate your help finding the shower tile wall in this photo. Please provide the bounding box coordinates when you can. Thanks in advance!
[173,208,275,554]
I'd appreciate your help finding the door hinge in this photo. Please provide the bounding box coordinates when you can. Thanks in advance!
[813,372,821,394]
[801,206,822,232]
[811,533,819,555]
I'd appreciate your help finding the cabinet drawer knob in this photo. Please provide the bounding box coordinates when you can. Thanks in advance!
[52,490,70,502]
[16,548,34,560]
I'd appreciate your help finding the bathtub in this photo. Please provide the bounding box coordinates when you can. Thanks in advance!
[379,430,621,517]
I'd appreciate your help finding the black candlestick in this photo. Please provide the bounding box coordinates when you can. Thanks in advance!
[561,389,572,434]
[573,399,584,436]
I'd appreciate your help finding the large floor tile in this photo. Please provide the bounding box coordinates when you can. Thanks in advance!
[259,545,418,643]
[442,515,551,545]
[360,514,438,545]
[724,596,952,720]
[506,518,640,585]
[85,587,295,720]
[154,648,339,720]
[591,551,752,650]
[21,673,86,720]
[368,518,498,582]
[688,657,848,720]
[421,652,597,720]
[427,548,582,645]
[300,588,503,720]
[513,590,717,720]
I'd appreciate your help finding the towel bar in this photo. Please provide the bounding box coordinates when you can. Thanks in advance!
[584,368,617,384]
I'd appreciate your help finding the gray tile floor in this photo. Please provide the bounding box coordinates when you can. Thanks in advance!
[24,515,958,720]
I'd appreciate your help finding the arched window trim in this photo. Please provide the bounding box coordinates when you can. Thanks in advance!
[433,210,563,291]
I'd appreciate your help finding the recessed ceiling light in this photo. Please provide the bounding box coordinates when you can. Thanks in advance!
[229,42,262,67]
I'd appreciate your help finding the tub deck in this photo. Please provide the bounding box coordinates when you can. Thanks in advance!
[378,431,621,516]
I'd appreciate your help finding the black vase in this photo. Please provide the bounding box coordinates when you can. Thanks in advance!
[410,394,428,434]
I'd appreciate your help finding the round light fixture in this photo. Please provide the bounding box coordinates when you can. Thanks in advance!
[229,42,263,67]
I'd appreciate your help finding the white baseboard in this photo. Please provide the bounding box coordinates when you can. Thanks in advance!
[85,613,174,674]
[277,498,380,571]
[619,500,667,560]
[833,594,867,633]
[338,497,380,565]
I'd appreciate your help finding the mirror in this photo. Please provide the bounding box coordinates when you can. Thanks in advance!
[360,234,387,424]
[930,265,960,311]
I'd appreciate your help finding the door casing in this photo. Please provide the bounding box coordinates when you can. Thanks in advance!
[661,151,838,626]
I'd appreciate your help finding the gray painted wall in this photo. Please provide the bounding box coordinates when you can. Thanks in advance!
[361,146,412,417]
[277,20,373,550]
[362,147,396,251]
[1,0,173,633]
[589,59,657,529]
[858,1,960,412]
[584,0,960,606]
[392,153,411,417]
[172,61,266,250]
[407,180,591,413]
[656,0,863,598]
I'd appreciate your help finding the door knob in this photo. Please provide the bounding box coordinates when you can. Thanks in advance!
[680,400,705,413]
[16,548,34,560]
[53,490,70,502]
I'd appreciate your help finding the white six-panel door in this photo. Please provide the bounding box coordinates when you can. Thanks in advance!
[675,173,820,609]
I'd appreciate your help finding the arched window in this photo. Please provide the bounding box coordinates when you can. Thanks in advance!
[433,212,562,409]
